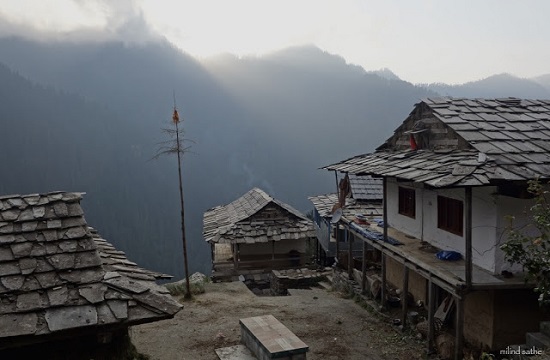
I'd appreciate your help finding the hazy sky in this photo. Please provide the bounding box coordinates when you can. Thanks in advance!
[0,0,549,84]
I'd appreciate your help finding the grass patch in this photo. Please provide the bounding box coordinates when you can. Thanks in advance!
[165,275,210,298]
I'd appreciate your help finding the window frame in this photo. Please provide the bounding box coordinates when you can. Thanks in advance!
[398,186,416,219]
[437,195,464,236]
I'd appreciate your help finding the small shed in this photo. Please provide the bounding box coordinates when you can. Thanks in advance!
[203,188,315,277]
[0,191,182,359]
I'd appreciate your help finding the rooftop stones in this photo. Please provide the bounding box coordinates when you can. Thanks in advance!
[0,192,182,349]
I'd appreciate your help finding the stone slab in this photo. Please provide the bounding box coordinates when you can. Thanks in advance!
[240,314,308,359]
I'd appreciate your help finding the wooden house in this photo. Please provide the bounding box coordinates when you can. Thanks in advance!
[203,188,315,279]
[309,174,383,267]
[0,192,182,359]
[323,97,550,357]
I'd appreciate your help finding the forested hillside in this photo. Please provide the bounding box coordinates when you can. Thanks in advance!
[1,36,548,279]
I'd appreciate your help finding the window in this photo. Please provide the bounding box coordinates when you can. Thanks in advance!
[437,196,463,236]
[398,187,416,218]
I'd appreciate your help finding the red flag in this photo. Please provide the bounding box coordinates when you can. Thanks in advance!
[172,108,180,124]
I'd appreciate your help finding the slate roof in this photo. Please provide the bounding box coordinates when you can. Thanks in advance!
[324,97,550,187]
[348,174,383,201]
[203,188,314,244]
[308,193,383,219]
[0,192,181,348]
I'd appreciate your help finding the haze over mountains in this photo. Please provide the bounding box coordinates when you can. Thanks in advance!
[1,35,549,278]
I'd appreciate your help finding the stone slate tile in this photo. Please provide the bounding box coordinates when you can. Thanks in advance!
[0,247,14,262]
[107,300,128,320]
[1,275,24,291]
[19,258,37,275]
[97,302,118,325]
[30,244,46,257]
[74,252,103,269]
[16,292,46,312]
[1,261,21,276]
[32,206,45,218]
[45,305,98,331]
[2,210,20,221]
[22,195,40,206]
[63,227,87,239]
[104,276,149,294]
[0,313,38,337]
[78,283,107,304]
[53,203,69,217]
[48,253,75,270]
[11,242,33,258]
[59,268,104,284]
[47,286,69,306]
[0,223,14,234]
[128,305,164,321]
[35,272,63,289]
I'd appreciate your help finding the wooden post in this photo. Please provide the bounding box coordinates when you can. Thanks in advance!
[381,177,388,309]
[335,224,339,265]
[233,243,239,269]
[454,296,464,360]
[401,264,409,329]
[465,187,473,288]
[210,243,215,265]
[381,253,386,309]
[361,241,367,293]
[427,278,436,354]
[383,177,388,247]
[348,231,353,279]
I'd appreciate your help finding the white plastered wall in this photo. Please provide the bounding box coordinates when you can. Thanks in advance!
[387,179,501,273]
[495,194,539,273]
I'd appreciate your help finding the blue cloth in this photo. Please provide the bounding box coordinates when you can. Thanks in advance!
[436,250,462,261]
[350,222,402,246]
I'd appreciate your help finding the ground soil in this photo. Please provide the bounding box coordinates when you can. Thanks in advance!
[131,281,426,360]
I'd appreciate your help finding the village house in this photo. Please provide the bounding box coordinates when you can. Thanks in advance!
[0,191,182,359]
[308,174,383,267]
[323,97,550,358]
[203,187,315,281]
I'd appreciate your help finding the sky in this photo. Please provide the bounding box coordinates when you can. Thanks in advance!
[0,0,549,84]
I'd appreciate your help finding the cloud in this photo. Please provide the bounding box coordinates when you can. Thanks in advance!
[0,0,160,44]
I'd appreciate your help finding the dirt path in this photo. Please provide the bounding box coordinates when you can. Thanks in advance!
[131,281,425,360]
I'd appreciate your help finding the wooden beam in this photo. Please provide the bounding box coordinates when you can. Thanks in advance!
[401,264,409,329]
[361,241,367,293]
[454,296,464,360]
[465,187,472,288]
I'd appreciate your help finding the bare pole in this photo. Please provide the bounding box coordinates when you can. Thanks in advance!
[152,93,193,298]
[174,115,191,299]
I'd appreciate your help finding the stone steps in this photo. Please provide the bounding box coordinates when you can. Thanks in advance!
[317,281,332,291]
[526,332,550,350]
[508,321,550,359]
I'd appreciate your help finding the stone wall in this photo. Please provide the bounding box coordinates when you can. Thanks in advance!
[270,268,330,296]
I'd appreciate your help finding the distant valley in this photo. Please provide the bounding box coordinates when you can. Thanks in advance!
[1,36,549,278]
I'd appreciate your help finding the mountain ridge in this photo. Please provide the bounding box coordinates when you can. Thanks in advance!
[0,36,549,278]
